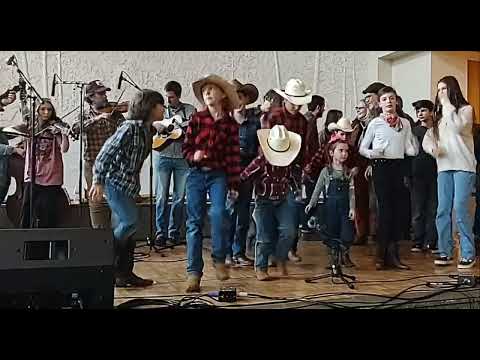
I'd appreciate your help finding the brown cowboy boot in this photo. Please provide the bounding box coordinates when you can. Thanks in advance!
[186,275,201,293]
[214,263,230,281]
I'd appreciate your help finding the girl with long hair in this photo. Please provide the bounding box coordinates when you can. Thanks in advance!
[423,75,477,269]
[21,99,69,228]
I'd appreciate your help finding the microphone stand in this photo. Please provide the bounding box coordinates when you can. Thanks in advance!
[10,60,42,228]
[52,75,89,217]
[117,72,156,252]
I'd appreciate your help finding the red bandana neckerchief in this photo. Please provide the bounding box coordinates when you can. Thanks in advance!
[384,113,399,128]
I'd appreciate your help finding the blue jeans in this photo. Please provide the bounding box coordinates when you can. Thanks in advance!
[253,196,297,271]
[437,171,476,260]
[287,190,302,252]
[226,179,253,258]
[104,181,138,244]
[185,168,229,277]
[153,154,188,241]
[473,172,480,237]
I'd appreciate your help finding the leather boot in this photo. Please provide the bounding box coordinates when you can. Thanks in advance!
[115,237,130,278]
[115,237,154,287]
[387,242,410,270]
[375,241,386,270]
[276,261,288,277]
[214,262,230,281]
[255,269,270,281]
[186,274,201,293]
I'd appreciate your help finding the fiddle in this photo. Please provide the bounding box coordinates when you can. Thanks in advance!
[97,101,129,114]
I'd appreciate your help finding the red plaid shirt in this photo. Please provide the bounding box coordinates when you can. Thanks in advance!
[182,109,241,191]
[240,155,300,201]
[263,106,313,175]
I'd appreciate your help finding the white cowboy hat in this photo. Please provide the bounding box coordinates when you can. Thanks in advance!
[192,74,241,109]
[257,125,302,167]
[327,117,355,133]
[274,78,312,106]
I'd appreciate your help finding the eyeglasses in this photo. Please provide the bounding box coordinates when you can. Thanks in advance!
[355,107,366,110]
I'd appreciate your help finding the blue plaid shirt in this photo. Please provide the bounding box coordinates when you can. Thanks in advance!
[93,120,151,198]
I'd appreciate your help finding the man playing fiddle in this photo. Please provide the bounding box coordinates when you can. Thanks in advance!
[71,80,125,229]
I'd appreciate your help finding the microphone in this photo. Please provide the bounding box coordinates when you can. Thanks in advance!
[51,74,57,97]
[117,71,124,90]
[6,55,15,66]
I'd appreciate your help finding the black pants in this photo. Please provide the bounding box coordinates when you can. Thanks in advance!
[372,159,406,263]
[412,176,438,248]
[21,183,62,228]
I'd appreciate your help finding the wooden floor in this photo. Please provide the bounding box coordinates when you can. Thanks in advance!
[114,237,480,309]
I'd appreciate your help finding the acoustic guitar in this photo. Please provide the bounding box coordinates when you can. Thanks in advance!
[152,115,189,151]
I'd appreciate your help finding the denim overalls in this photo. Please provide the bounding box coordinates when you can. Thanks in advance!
[320,167,354,249]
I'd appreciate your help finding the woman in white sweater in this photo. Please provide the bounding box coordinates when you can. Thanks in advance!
[422,76,477,269]
[360,86,419,270]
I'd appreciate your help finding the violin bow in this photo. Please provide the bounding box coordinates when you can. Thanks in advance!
[109,88,127,115]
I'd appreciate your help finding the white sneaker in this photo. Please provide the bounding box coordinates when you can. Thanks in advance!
[457,258,476,269]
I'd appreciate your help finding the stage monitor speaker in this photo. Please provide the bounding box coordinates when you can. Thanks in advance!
[0,228,115,309]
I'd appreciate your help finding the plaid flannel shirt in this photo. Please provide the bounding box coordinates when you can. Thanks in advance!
[182,109,241,191]
[93,120,151,198]
[263,106,311,183]
[73,106,124,163]
[240,154,300,201]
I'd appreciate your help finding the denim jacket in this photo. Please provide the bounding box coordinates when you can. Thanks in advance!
[239,107,261,167]
[0,132,14,189]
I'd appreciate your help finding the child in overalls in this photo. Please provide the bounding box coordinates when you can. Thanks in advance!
[305,139,356,268]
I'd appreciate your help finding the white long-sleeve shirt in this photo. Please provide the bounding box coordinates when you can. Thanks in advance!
[359,116,418,159]
[422,104,476,173]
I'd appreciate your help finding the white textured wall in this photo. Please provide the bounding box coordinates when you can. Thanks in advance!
[391,51,432,119]
[431,51,480,100]
[0,51,383,197]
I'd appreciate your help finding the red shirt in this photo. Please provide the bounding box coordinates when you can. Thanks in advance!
[182,109,241,191]
[240,155,300,201]
[24,130,64,186]
[263,106,311,168]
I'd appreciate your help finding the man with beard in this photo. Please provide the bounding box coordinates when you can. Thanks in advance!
[71,80,124,229]
[362,82,387,244]
[350,99,372,245]
[363,82,386,118]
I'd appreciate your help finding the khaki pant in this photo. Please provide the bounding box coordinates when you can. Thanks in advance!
[84,160,111,229]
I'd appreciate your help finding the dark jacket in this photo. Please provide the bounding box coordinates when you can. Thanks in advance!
[239,107,261,167]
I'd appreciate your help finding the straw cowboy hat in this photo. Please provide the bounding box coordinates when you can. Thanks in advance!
[327,117,355,133]
[274,79,312,106]
[257,125,302,167]
[231,79,259,105]
[192,74,241,109]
